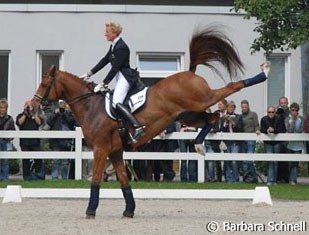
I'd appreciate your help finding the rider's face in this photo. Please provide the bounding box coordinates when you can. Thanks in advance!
[104,26,118,42]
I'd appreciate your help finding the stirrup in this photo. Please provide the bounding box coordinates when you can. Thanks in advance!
[133,126,145,139]
[128,132,138,145]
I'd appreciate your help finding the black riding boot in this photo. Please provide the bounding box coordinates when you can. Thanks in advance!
[116,103,145,143]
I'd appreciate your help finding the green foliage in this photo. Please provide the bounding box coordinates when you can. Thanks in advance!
[9,160,20,174]
[233,0,309,53]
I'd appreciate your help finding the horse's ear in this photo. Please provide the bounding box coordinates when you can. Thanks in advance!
[47,65,57,77]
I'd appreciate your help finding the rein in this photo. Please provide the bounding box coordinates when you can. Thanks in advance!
[34,73,98,105]
[66,92,97,105]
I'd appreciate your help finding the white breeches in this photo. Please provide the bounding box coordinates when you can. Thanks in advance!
[112,71,130,108]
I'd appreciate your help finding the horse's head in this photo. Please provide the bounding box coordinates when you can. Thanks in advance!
[31,65,62,109]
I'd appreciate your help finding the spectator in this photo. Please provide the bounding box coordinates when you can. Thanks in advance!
[46,100,76,180]
[211,99,227,182]
[285,102,304,185]
[240,100,259,183]
[179,124,197,182]
[0,98,15,181]
[260,106,286,185]
[135,143,159,182]
[143,123,177,182]
[196,99,227,182]
[277,96,290,183]
[304,113,309,174]
[16,100,45,181]
[153,122,178,182]
[220,101,243,183]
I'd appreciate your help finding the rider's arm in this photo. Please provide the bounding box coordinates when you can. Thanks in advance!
[90,48,111,75]
[103,47,129,85]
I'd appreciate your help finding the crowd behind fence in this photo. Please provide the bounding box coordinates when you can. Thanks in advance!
[0,127,308,182]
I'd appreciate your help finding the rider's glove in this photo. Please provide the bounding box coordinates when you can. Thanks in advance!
[94,83,109,93]
[79,72,92,80]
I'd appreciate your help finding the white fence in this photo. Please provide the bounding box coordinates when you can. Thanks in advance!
[1,127,308,182]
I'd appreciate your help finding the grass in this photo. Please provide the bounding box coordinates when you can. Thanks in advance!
[1,180,309,200]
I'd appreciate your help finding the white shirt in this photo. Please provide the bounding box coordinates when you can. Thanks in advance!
[111,36,121,50]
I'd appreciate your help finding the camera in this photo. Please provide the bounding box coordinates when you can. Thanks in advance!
[224,114,236,122]
[24,106,31,116]
[59,107,65,113]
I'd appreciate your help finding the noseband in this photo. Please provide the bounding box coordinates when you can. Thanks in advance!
[33,74,57,104]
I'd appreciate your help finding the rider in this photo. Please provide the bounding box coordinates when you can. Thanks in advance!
[80,22,144,143]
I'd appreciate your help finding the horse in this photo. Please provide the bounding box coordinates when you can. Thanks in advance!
[31,27,268,219]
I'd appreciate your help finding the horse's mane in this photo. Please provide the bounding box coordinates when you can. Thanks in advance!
[58,70,96,91]
[189,26,244,80]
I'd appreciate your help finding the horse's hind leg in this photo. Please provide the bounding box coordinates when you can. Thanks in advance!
[86,147,108,219]
[110,152,135,218]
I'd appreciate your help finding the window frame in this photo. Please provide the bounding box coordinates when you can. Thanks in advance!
[136,52,184,78]
[265,53,291,108]
[36,50,64,86]
[0,50,11,103]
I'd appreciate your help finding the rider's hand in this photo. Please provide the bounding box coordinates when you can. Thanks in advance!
[80,72,92,80]
[94,83,109,93]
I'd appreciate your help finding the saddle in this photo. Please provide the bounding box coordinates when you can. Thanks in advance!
[104,78,148,150]
[105,78,148,120]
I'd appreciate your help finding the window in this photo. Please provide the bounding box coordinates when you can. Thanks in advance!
[137,53,184,86]
[36,51,63,85]
[266,54,290,107]
[0,52,9,99]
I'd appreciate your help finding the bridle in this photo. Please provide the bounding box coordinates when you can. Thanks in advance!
[33,74,57,105]
[33,73,97,106]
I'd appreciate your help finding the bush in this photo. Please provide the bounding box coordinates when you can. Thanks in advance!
[9,159,20,174]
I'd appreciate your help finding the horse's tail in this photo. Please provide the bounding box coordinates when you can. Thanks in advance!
[189,26,244,79]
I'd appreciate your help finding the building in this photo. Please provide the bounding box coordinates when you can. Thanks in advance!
[0,0,304,119]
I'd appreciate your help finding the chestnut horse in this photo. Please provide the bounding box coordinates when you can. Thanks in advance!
[31,27,268,219]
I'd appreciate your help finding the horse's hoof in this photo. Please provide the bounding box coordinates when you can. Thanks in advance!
[122,211,134,218]
[85,215,96,219]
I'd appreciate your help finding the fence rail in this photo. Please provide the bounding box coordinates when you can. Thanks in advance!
[1,127,308,182]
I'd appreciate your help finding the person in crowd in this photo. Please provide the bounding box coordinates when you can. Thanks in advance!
[276,96,290,183]
[240,100,259,183]
[260,106,286,185]
[153,122,178,182]
[208,99,228,182]
[140,122,177,182]
[179,123,198,182]
[135,143,159,182]
[220,101,243,183]
[196,99,227,182]
[80,21,144,143]
[285,102,304,185]
[16,100,45,181]
[0,98,15,181]
[46,100,76,180]
[304,113,309,174]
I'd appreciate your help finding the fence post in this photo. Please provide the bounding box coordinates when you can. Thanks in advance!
[197,156,205,183]
[75,127,83,180]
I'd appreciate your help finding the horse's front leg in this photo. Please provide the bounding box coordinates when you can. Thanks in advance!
[110,151,135,218]
[85,147,108,219]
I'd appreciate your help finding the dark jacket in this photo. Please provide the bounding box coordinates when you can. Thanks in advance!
[260,115,286,145]
[220,112,243,145]
[16,113,41,146]
[91,38,139,86]
[0,114,15,142]
[46,110,76,148]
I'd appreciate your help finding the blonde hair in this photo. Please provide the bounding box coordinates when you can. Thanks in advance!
[105,22,122,35]
[227,100,236,108]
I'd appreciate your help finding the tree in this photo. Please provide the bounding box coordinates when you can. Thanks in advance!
[233,0,309,54]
